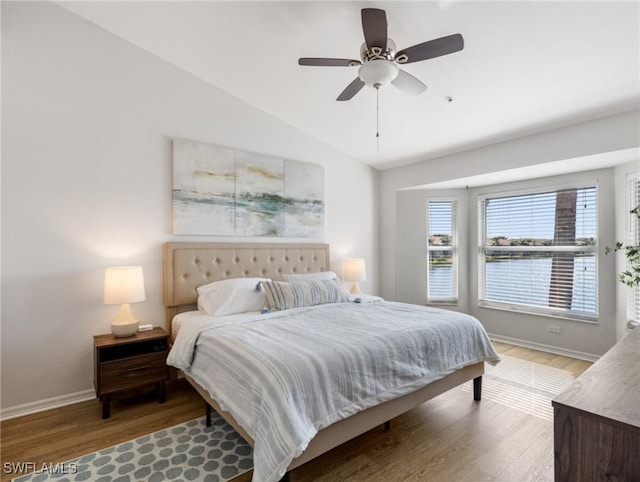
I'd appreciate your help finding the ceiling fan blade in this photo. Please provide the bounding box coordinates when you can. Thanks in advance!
[337,77,365,101]
[298,58,361,67]
[391,69,427,95]
[396,33,464,64]
[361,8,387,52]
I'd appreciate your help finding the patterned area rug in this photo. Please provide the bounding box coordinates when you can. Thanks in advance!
[463,354,577,420]
[13,414,252,482]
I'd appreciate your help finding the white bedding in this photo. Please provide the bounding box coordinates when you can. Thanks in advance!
[170,310,262,341]
[167,300,500,482]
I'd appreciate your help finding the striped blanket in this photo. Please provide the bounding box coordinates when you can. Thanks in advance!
[167,300,500,482]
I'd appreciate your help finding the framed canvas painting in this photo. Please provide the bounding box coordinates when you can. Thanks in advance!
[172,139,324,237]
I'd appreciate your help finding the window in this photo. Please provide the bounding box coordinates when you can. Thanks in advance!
[628,173,640,328]
[479,185,597,321]
[427,200,457,303]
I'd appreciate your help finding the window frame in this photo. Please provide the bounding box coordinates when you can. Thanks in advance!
[477,182,599,322]
[427,197,458,305]
[627,172,640,329]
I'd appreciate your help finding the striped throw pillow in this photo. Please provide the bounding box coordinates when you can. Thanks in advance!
[261,279,351,311]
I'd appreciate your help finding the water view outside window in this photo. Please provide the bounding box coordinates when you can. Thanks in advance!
[427,200,457,303]
[479,186,598,321]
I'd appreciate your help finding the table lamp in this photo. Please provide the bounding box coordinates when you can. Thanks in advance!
[104,266,145,337]
[344,258,366,295]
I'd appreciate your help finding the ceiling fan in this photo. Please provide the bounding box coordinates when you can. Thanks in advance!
[298,8,464,101]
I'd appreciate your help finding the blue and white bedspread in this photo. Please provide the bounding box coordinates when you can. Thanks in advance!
[167,300,500,482]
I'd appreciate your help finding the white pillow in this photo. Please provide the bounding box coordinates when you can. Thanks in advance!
[197,277,269,316]
[283,271,338,282]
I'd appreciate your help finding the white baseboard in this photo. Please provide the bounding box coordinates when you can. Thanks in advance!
[488,333,600,363]
[1,389,96,421]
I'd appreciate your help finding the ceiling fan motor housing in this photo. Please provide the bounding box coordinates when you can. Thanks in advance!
[360,39,396,62]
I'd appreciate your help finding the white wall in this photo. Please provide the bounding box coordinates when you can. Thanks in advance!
[381,112,639,357]
[396,188,470,313]
[1,2,378,414]
[381,110,639,303]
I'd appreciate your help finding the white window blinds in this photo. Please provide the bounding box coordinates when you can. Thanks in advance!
[479,186,598,321]
[427,200,457,303]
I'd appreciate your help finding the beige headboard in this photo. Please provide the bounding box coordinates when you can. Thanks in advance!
[163,242,330,325]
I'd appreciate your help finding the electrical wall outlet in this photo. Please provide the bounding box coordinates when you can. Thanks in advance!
[547,324,561,334]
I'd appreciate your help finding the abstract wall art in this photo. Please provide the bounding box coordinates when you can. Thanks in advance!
[172,139,324,237]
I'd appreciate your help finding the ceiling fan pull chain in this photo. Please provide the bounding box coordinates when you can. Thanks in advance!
[376,86,380,151]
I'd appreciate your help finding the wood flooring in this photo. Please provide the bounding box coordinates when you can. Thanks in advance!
[1,342,592,482]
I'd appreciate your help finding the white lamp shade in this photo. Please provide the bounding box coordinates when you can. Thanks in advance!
[343,258,367,282]
[358,60,399,88]
[103,266,146,305]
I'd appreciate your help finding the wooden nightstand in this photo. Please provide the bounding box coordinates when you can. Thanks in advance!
[93,327,169,419]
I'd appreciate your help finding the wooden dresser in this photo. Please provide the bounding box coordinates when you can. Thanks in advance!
[552,328,640,481]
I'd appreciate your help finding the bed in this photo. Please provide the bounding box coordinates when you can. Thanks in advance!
[163,242,499,482]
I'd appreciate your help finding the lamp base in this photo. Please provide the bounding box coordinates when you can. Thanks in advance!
[350,282,362,295]
[111,321,139,338]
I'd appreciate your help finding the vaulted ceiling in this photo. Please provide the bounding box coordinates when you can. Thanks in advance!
[58,1,640,170]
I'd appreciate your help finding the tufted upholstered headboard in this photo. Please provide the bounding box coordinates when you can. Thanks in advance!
[163,242,330,327]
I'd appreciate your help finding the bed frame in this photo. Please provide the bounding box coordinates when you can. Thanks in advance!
[163,242,484,477]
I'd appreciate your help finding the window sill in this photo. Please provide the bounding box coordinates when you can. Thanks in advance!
[427,301,458,306]
[477,301,598,324]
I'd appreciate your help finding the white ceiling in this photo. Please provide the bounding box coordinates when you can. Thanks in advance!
[58,1,640,170]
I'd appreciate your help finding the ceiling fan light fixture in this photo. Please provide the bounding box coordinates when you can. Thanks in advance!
[358,60,399,89]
